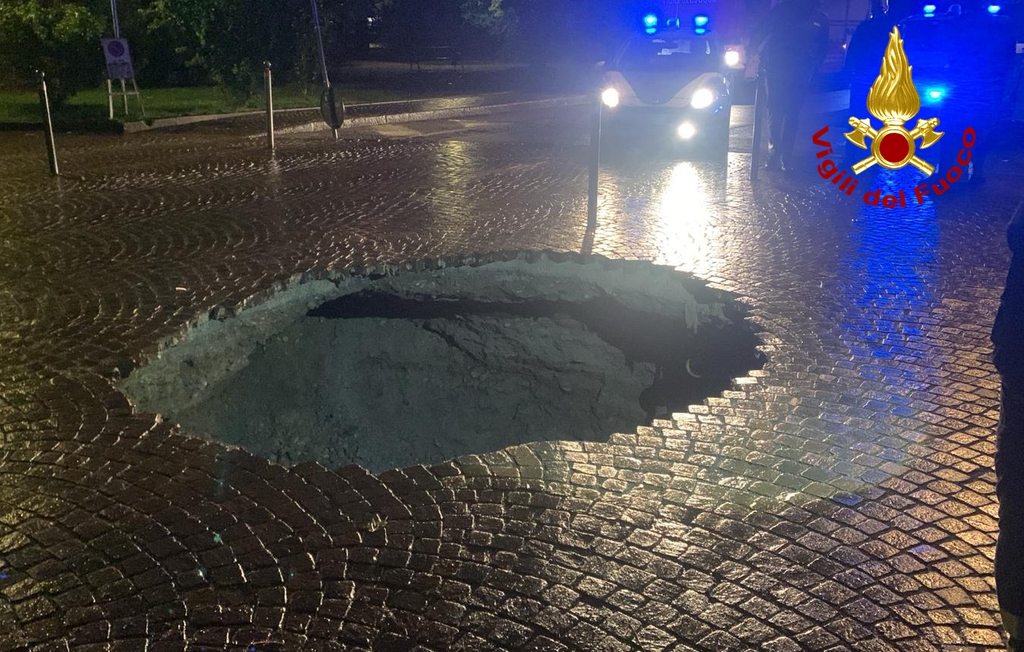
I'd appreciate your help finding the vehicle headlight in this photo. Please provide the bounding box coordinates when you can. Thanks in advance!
[724,50,741,67]
[601,87,620,108]
[677,122,696,139]
[690,88,715,109]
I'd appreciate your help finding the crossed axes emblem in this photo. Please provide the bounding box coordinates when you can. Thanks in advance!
[845,116,943,176]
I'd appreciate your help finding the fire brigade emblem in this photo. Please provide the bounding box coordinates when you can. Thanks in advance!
[845,26,943,176]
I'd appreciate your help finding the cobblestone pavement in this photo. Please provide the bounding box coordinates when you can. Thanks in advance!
[0,103,1021,651]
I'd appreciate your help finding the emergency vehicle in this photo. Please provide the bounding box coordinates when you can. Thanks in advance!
[596,0,867,156]
[897,3,1014,106]
[895,1,1018,175]
[599,20,736,156]
[640,0,867,76]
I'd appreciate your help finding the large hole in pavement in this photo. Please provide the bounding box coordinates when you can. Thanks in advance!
[122,256,763,473]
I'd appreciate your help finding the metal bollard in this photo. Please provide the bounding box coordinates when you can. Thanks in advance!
[264,62,275,151]
[587,97,602,229]
[37,71,59,177]
[750,73,765,182]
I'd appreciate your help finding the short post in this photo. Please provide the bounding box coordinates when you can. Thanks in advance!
[750,73,765,182]
[329,87,339,141]
[587,97,602,229]
[264,61,275,151]
[37,71,59,177]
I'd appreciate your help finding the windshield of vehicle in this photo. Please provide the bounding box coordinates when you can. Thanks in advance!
[616,36,717,72]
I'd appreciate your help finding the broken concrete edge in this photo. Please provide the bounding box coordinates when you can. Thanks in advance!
[135,250,739,361]
[123,250,753,384]
[117,250,762,474]
[270,96,588,137]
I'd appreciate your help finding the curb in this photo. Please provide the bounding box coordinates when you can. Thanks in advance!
[123,111,260,134]
[0,95,585,136]
[119,102,340,134]
[0,120,126,134]
[273,95,587,136]
[119,92,570,135]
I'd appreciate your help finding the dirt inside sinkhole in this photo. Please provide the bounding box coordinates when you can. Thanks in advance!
[122,257,762,473]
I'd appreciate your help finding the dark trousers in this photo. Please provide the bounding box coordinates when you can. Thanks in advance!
[998,382,1024,650]
[846,82,872,164]
[764,69,808,166]
[939,101,1000,180]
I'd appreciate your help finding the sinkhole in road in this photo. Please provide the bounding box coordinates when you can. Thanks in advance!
[122,256,763,473]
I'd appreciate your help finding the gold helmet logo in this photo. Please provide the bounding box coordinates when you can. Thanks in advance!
[845,27,943,176]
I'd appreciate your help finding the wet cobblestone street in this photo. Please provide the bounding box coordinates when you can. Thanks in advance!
[0,104,1021,651]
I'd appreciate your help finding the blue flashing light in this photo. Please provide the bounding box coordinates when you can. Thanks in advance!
[694,27,707,34]
[925,87,944,101]
[645,26,658,34]
[694,14,710,27]
[643,13,658,27]
[988,3,1001,12]
[923,3,937,13]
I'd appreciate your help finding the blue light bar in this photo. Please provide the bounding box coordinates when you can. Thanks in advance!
[643,13,658,27]
[988,4,1001,12]
[645,26,657,34]
[694,27,707,34]
[923,3,937,12]
[694,14,710,27]
[925,87,944,101]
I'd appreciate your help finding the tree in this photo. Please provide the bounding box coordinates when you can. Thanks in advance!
[0,0,206,100]
[143,0,367,99]
[460,0,609,63]
[139,0,219,86]
[0,0,106,102]
[141,0,308,98]
[377,0,463,52]
[461,0,514,35]
[330,0,382,55]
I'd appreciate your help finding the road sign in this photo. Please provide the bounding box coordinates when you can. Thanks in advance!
[102,38,135,80]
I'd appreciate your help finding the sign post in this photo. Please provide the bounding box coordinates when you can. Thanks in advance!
[311,0,343,139]
[102,37,143,117]
[102,38,134,81]
[264,62,275,151]
[110,0,124,116]
[103,0,144,118]
[38,72,59,177]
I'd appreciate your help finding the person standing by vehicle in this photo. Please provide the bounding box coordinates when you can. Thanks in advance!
[941,0,1015,181]
[994,201,1024,651]
[844,0,894,161]
[750,0,830,171]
